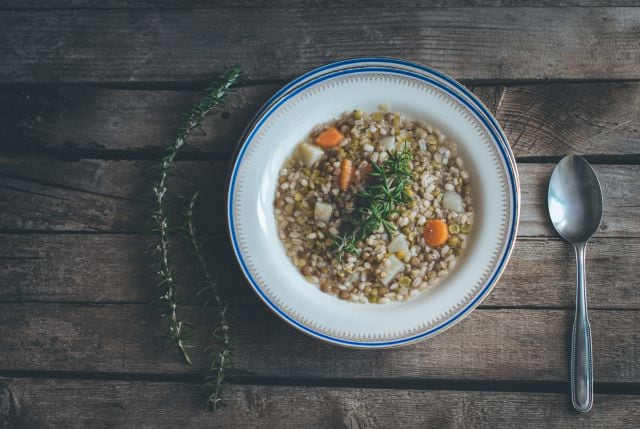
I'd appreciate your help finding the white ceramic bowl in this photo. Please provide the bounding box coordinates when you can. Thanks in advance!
[227,58,519,348]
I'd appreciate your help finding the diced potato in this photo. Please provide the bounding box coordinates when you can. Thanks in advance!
[388,233,409,253]
[379,136,396,153]
[442,190,465,212]
[299,142,324,168]
[314,201,333,222]
[380,255,404,286]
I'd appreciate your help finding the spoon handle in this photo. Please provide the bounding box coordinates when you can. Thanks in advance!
[571,241,593,412]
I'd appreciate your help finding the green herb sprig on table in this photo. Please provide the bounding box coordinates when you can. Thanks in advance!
[184,191,231,410]
[148,68,241,406]
[335,145,413,258]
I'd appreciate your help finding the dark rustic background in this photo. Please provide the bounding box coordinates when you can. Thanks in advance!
[1,1,639,428]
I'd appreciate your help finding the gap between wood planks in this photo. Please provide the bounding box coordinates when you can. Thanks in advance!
[0,369,639,396]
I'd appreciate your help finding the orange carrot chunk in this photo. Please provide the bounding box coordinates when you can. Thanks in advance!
[423,219,449,247]
[315,126,344,148]
[339,159,354,192]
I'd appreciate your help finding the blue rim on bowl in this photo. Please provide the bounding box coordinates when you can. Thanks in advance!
[227,58,520,348]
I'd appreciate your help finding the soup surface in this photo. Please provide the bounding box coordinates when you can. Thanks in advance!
[274,107,473,304]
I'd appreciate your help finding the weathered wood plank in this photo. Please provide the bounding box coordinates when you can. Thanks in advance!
[3,82,639,157]
[0,159,226,233]
[1,378,639,428]
[5,0,640,9]
[518,163,635,237]
[1,8,639,83]
[2,234,638,310]
[0,86,274,157]
[0,303,638,383]
[0,86,269,157]
[473,83,640,158]
[0,160,635,236]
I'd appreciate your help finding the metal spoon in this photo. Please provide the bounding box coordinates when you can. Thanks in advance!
[548,155,603,413]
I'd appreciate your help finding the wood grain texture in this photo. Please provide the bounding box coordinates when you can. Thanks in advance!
[0,160,636,236]
[3,82,639,157]
[1,378,639,429]
[0,159,226,233]
[2,233,639,309]
[517,163,637,238]
[0,86,274,157]
[1,1,639,423]
[1,8,639,83]
[5,0,640,9]
[0,303,638,383]
[473,83,640,158]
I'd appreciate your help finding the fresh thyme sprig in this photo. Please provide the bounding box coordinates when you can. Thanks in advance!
[184,191,232,411]
[149,67,242,365]
[335,145,413,258]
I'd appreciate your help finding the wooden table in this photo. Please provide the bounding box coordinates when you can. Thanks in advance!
[1,2,639,427]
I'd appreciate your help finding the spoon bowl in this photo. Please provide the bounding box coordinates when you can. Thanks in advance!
[548,156,603,243]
